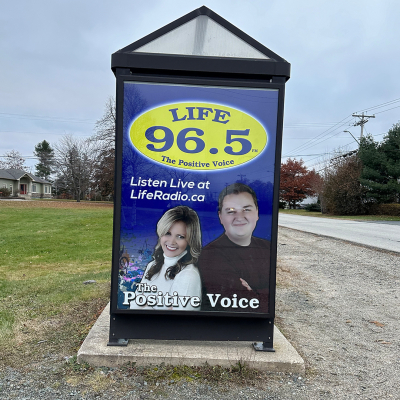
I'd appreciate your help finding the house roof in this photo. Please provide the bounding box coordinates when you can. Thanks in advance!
[0,169,51,184]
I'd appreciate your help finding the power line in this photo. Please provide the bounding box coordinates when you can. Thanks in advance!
[0,130,92,137]
[374,104,400,115]
[296,141,357,169]
[284,115,354,157]
[284,135,359,139]
[305,131,389,169]
[282,126,351,158]
[0,112,95,124]
[284,96,400,158]
[283,153,330,157]
[354,97,400,113]
[284,122,340,128]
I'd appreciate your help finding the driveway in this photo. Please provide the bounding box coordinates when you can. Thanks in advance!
[278,213,400,253]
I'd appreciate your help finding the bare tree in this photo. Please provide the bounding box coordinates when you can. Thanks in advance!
[321,153,367,215]
[90,96,150,201]
[54,135,96,202]
[90,97,116,198]
[0,150,28,170]
[92,96,116,148]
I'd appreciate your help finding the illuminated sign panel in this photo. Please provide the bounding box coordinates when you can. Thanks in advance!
[117,81,278,316]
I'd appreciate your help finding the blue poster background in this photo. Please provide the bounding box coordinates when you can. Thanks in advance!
[118,82,278,309]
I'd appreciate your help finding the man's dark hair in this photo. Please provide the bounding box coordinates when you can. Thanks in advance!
[218,183,258,212]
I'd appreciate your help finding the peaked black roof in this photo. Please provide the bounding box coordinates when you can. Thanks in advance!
[0,168,51,184]
[112,6,290,80]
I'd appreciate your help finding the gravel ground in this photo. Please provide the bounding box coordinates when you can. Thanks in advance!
[1,227,399,399]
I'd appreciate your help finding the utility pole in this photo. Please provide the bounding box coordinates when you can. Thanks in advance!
[352,112,375,139]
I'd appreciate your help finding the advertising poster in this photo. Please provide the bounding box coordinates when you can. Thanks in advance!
[117,81,278,315]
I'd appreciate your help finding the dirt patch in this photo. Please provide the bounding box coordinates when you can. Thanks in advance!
[277,258,304,288]
[0,297,108,369]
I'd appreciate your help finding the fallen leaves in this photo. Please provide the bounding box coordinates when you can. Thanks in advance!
[376,339,391,345]
[369,320,385,328]
[0,200,113,209]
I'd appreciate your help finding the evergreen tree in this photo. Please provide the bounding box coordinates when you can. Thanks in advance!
[34,140,54,180]
[359,123,400,203]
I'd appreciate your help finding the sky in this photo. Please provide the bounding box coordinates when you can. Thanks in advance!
[1,0,400,174]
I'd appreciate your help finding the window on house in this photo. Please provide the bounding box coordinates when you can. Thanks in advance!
[9,185,13,194]
[32,184,37,192]
[45,186,48,193]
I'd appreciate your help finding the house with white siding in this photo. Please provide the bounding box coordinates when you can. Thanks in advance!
[0,169,52,199]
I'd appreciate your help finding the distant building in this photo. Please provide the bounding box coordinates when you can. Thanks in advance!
[301,195,319,205]
[0,169,52,199]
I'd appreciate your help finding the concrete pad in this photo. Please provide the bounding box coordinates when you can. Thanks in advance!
[77,303,304,373]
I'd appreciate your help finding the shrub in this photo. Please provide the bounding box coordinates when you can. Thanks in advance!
[369,203,400,216]
[305,202,321,212]
[322,154,368,215]
[278,200,286,209]
[0,187,11,197]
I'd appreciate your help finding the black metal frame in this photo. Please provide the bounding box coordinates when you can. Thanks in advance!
[108,6,290,348]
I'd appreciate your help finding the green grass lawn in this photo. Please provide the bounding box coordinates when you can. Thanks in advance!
[279,208,400,221]
[0,201,113,367]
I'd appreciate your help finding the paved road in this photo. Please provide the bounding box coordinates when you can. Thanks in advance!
[278,213,400,253]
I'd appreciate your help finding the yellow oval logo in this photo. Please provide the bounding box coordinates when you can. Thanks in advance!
[129,102,267,170]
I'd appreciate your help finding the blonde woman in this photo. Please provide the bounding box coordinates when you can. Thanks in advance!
[131,206,202,311]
